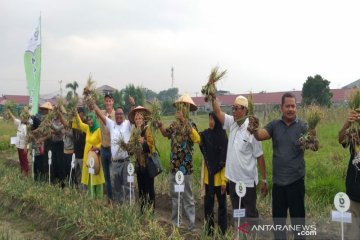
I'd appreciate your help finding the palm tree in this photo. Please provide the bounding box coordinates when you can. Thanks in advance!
[65,81,79,101]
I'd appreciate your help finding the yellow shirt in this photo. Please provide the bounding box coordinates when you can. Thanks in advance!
[72,114,105,186]
[203,165,227,186]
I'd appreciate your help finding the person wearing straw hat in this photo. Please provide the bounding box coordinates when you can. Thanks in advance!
[31,101,53,181]
[93,102,134,204]
[72,111,105,198]
[128,106,156,212]
[157,94,200,231]
[211,94,267,233]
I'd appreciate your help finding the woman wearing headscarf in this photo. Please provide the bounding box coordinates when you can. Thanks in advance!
[127,106,155,212]
[73,112,105,198]
[200,112,228,235]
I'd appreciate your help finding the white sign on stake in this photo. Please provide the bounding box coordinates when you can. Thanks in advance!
[48,150,52,185]
[88,167,95,175]
[89,157,95,168]
[235,181,246,198]
[235,181,246,240]
[71,153,76,169]
[174,184,185,192]
[331,210,352,223]
[233,209,246,218]
[127,162,134,175]
[175,171,184,185]
[334,192,350,213]
[333,192,351,240]
[10,137,17,145]
[127,175,134,183]
[32,149,35,162]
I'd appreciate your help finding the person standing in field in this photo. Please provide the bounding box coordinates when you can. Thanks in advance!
[338,110,360,240]
[251,92,308,239]
[8,108,30,176]
[72,111,105,199]
[31,102,53,181]
[199,112,228,235]
[72,107,86,190]
[98,91,115,202]
[157,94,200,231]
[210,94,267,232]
[93,99,135,204]
[127,106,156,212]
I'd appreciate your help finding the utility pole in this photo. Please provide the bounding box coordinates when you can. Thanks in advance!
[58,80,63,97]
[171,66,174,88]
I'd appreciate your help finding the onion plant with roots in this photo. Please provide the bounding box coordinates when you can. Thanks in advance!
[201,66,226,102]
[343,88,360,147]
[298,104,323,151]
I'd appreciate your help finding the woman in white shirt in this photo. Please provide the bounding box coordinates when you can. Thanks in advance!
[8,109,29,176]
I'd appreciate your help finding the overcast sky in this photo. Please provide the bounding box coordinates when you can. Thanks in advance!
[1,0,360,97]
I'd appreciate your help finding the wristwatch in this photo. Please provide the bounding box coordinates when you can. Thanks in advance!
[262,179,267,184]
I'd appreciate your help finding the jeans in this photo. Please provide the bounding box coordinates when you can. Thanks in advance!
[101,147,112,200]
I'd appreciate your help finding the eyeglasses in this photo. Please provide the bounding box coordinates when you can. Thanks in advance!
[232,105,244,111]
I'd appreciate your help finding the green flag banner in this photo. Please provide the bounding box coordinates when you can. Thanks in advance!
[24,17,41,115]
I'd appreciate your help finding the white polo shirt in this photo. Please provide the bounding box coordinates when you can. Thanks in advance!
[106,118,132,160]
[223,114,263,187]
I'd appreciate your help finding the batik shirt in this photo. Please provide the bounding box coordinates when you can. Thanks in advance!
[166,120,200,175]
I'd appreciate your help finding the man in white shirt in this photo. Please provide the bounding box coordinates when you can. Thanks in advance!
[211,95,267,224]
[94,104,134,203]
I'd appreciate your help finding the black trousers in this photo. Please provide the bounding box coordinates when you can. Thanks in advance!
[229,181,259,219]
[272,177,305,240]
[34,141,51,182]
[50,141,65,185]
[204,184,227,235]
[137,168,155,212]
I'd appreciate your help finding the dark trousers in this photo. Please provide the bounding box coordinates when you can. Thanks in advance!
[137,168,155,212]
[50,141,65,185]
[204,184,227,235]
[34,141,50,181]
[229,181,259,219]
[272,177,305,240]
[62,153,73,186]
[101,147,112,200]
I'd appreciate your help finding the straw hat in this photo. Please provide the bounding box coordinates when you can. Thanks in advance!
[40,102,53,110]
[234,96,248,108]
[128,106,151,124]
[86,151,100,175]
[173,94,198,112]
